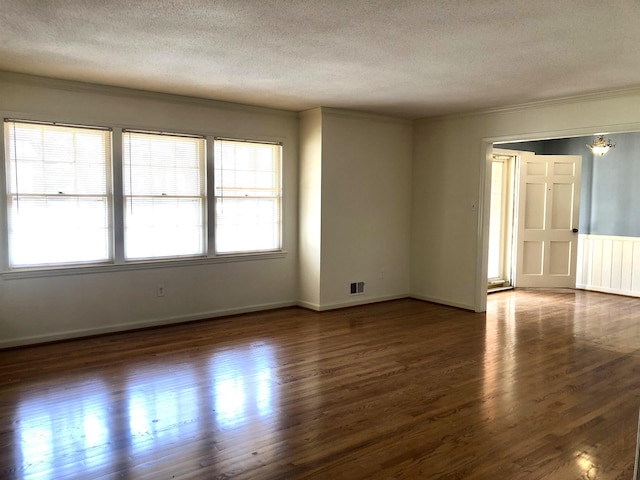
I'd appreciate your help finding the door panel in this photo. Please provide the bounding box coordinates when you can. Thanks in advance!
[515,153,582,288]
[522,241,543,274]
[551,183,573,229]
[549,241,571,275]
[524,184,545,229]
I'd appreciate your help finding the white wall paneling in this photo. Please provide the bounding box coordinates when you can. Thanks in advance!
[577,234,640,297]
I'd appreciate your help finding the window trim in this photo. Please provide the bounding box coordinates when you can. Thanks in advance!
[122,129,207,261]
[0,118,9,273]
[213,137,283,255]
[0,250,288,279]
[4,119,114,268]
[0,113,287,275]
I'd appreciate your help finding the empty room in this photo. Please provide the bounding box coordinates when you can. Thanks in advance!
[2,1,640,479]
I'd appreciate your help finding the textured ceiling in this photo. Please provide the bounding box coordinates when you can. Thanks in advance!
[1,1,640,119]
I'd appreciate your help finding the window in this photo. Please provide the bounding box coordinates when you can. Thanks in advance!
[123,131,206,260]
[214,140,282,254]
[4,121,111,267]
[2,119,284,272]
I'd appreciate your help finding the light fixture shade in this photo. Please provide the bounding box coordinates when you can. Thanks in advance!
[587,135,615,156]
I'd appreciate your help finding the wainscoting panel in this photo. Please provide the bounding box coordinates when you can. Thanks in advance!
[577,234,640,297]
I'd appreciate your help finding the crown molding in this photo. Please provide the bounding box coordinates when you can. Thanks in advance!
[0,70,297,119]
[297,106,411,125]
[418,86,640,124]
[319,106,413,125]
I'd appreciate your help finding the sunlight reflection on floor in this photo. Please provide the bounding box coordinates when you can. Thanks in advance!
[15,343,278,479]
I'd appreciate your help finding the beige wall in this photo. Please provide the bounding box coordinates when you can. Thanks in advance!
[4,70,640,346]
[320,109,412,308]
[298,108,322,308]
[411,90,640,311]
[0,72,299,347]
[298,108,413,310]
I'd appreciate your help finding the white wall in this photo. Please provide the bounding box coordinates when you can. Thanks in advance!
[319,109,412,309]
[298,108,322,308]
[412,89,640,311]
[0,72,299,347]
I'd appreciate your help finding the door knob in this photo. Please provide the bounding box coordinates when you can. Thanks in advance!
[572,228,579,233]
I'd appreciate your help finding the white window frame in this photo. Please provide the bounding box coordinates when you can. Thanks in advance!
[0,116,287,278]
[213,138,283,255]
[122,130,207,261]
[3,120,113,269]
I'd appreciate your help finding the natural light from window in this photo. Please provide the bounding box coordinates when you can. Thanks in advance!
[214,140,282,254]
[123,131,206,260]
[5,122,111,267]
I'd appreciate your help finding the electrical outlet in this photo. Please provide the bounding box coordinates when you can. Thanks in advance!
[157,284,165,297]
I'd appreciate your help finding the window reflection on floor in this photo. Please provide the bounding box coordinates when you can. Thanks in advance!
[17,380,110,477]
[14,343,277,478]
[211,344,276,429]
[215,376,247,428]
[127,365,199,453]
[483,293,517,421]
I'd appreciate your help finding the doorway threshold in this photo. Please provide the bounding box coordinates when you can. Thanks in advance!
[488,286,514,294]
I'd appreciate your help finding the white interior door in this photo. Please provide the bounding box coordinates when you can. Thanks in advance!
[515,153,582,288]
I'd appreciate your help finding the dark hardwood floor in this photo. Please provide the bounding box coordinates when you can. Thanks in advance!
[2,289,640,479]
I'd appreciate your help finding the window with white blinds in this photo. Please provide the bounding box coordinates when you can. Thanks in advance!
[4,121,112,267]
[214,140,282,254]
[2,120,284,271]
[123,131,206,260]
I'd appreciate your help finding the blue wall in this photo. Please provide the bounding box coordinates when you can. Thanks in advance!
[500,132,640,237]
[541,137,594,236]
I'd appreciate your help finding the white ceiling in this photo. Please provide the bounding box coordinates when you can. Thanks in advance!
[1,1,640,119]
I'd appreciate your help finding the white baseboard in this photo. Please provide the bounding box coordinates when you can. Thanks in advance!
[3,292,479,349]
[297,300,321,311]
[409,293,475,311]
[312,294,409,311]
[576,283,638,297]
[0,300,297,349]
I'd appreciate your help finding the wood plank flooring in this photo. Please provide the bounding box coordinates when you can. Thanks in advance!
[2,289,640,479]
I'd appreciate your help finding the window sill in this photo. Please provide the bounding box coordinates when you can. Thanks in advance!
[1,251,288,279]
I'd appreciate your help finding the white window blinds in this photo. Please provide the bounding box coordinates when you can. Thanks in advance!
[4,121,112,267]
[123,131,206,260]
[214,140,282,254]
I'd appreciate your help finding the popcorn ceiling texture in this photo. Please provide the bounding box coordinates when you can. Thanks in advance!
[1,0,640,118]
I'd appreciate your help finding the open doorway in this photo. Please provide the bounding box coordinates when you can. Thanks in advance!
[477,129,640,313]
[487,147,583,293]
[487,152,515,292]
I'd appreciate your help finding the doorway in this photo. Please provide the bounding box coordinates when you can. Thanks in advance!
[487,149,582,292]
[487,152,515,291]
